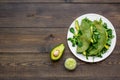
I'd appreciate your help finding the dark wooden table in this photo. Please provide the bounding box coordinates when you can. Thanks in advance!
[0,0,120,80]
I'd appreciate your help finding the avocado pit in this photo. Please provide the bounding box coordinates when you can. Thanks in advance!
[53,50,59,57]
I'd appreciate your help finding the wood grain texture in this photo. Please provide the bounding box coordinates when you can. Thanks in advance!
[0,52,120,79]
[0,28,67,52]
[0,4,119,28]
[0,0,120,3]
[0,1,120,80]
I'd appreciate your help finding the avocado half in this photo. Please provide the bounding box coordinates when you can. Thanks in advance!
[50,44,65,61]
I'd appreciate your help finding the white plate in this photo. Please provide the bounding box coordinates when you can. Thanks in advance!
[67,13,116,63]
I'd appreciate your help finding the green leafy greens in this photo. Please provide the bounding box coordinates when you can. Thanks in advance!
[68,18,114,59]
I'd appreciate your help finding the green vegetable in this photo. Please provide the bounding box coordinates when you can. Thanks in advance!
[64,58,77,70]
[88,20,107,56]
[70,28,75,34]
[68,20,82,47]
[68,18,114,59]
[77,18,92,52]
[107,29,114,39]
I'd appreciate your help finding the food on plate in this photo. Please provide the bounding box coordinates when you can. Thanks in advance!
[68,18,114,59]
[64,58,77,70]
[50,44,65,61]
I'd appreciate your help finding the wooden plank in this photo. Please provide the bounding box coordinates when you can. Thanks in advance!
[0,77,120,80]
[0,28,119,53]
[0,4,119,28]
[0,0,120,3]
[0,28,67,52]
[0,52,120,79]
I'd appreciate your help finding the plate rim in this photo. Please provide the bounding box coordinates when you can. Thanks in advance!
[67,13,117,63]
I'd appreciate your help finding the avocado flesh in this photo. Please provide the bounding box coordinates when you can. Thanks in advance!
[51,44,65,61]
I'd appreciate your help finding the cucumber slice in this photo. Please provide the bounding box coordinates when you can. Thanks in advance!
[64,58,77,70]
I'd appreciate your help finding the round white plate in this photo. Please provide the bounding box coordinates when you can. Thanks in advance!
[67,13,116,63]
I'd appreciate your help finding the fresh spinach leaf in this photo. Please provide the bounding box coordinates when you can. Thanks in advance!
[77,41,83,47]
[70,28,75,34]
[103,23,107,29]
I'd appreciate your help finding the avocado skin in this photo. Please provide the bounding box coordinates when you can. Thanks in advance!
[50,44,65,61]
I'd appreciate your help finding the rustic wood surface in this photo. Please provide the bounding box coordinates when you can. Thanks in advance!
[0,0,120,80]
